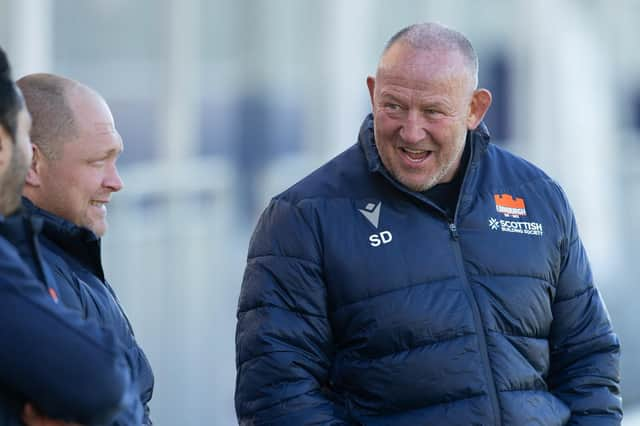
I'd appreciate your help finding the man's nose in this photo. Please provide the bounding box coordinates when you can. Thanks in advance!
[399,111,426,144]
[104,164,124,192]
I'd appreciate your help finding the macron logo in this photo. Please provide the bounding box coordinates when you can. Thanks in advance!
[359,202,381,228]
[359,201,392,247]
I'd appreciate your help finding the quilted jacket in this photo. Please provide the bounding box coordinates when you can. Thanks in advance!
[0,215,140,425]
[236,115,622,425]
[21,199,154,425]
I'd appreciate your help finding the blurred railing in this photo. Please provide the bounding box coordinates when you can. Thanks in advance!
[102,156,244,425]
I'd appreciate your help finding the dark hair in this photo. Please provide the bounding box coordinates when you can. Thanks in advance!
[0,46,23,143]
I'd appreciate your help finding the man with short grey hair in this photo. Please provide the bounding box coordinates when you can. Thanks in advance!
[235,22,621,425]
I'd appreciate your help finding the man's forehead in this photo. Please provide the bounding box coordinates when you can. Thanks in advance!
[63,121,123,156]
[377,64,470,90]
[377,45,473,90]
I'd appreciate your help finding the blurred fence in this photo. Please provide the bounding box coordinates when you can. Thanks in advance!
[2,0,640,424]
[103,157,244,425]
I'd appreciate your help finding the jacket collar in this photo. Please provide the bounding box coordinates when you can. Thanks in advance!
[21,197,105,280]
[22,197,98,240]
[0,208,32,247]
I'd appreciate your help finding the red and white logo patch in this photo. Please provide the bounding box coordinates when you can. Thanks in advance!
[494,193,527,218]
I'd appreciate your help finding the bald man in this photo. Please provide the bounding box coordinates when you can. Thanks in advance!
[17,74,154,425]
[235,23,621,424]
[0,46,144,426]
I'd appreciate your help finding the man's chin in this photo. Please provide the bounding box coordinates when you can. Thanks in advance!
[93,225,107,238]
[0,194,21,216]
[395,173,438,193]
[84,219,107,237]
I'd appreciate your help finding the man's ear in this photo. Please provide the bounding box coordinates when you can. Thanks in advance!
[25,144,43,187]
[466,88,492,130]
[366,76,376,108]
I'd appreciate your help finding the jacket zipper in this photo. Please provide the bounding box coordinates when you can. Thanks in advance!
[448,146,502,425]
[448,227,501,425]
[375,135,501,423]
[448,223,458,239]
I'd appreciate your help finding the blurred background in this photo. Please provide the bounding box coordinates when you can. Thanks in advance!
[1,0,639,424]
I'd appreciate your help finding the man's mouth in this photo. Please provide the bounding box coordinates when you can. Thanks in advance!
[90,200,108,208]
[400,147,432,162]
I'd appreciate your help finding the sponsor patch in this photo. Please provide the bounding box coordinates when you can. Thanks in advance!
[494,193,526,218]
[489,217,543,237]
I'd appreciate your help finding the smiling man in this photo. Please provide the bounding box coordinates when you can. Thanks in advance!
[17,74,155,425]
[20,74,123,236]
[366,31,487,194]
[235,23,621,425]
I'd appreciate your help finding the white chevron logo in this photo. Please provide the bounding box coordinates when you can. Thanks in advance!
[359,202,381,229]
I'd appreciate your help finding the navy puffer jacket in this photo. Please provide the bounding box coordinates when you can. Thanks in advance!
[236,115,622,425]
[21,199,155,425]
[0,218,139,425]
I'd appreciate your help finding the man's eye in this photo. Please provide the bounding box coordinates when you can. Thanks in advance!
[424,109,443,117]
[385,103,401,111]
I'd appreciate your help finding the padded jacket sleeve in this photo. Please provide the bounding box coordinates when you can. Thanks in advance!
[0,237,142,425]
[102,280,155,425]
[547,192,622,425]
[235,199,351,425]
[116,344,153,425]
[138,347,155,425]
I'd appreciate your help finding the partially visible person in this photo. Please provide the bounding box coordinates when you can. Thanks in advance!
[235,23,621,425]
[17,73,155,425]
[0,46,142,426]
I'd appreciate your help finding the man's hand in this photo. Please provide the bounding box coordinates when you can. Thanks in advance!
[22,403,83,426]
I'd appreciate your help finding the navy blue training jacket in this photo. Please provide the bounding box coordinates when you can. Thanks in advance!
[20,199,155,425]
[0,219,138,425]
[236,115,622,425]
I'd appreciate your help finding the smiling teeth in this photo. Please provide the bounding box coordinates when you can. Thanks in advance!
[403,148,428,154]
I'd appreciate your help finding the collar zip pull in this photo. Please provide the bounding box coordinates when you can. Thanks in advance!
[448,222,459,240]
